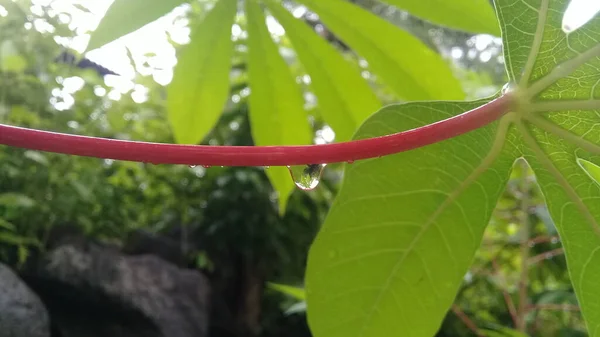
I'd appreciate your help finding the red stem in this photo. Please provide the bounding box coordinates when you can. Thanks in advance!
[0,95,512,166]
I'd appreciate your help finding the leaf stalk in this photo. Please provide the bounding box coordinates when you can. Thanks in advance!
[0,94,514,166]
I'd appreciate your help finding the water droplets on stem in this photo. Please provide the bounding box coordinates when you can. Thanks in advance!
[501,82,515,95]
[287,164,326,191]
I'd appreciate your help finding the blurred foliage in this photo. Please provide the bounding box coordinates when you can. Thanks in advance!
[0,0,585,336]
[0,1,334,335]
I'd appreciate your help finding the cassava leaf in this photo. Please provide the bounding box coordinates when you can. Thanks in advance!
[87,0,186,51]
[305,99,518,337]
[306,0,600,336]
[295,0,464,101]
[494,0,600,334]
[378,0,500,35]
[578,159,600,184]
[245,0,312,214]
[167,0,237,145]
[265,0,381,141]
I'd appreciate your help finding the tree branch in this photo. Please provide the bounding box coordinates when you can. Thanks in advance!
[492,258,519,328]
[527,248,565,265]
[517,159,531,333]
[451,304,483,337]
[0,95,513,166]
[527,304,580,312]
[528,235,560,246]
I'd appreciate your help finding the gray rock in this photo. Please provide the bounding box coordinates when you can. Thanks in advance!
[0,263,50,337]
[25,240,210,337]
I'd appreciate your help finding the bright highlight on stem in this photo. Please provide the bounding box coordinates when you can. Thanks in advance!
[0,94,513,167]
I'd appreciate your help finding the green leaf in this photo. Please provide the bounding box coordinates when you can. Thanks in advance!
[245,0,312,213]
[578,159,600,184]
[294,0,464,101]
[0,232,39,247]
[17,245,29,265]
[72,3,92,14]
[69,179,94,202]
[107,108,128,131]
[23,150,49,166]
[285,301,307,315]
[265,1,381,141]
[307,1,600,336]
[0,193,36,208]
[378,0,500,35]
[306,99,516,337]
[167,0,237,144]
[493,0,600,335]
[268,282,306,301]
[0,40,27,72]
[0,218,16,231]
[481,326,530,337]
[87,0,186,50]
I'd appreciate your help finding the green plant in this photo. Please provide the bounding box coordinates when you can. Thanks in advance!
[1,1,599,337]
[79,0,495,211]
[305,1,600,336]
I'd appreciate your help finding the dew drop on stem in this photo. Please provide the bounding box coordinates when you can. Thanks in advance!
[501,82,515,94]
[287,163,326,191]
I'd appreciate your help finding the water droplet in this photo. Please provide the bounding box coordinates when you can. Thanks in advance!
[287,163,326,191]
[501,82,515,94]
[264,166,270,170]
[202,165,211,168]
[551,237,559,244]
[189,165,196,168]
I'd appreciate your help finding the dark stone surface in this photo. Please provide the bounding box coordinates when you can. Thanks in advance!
[123,229,189,267]
[0,263,50,337]
[23,237,210,337]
